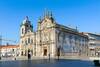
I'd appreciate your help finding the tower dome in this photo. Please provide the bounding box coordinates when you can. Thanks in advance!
[20,16,33,37]
[22,16,30,24]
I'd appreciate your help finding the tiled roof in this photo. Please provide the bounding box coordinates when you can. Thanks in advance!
[0,45,19,49]
[55,23,78,32]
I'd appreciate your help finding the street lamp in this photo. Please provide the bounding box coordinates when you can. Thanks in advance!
[48,32,51,60]
[48,41,50,60]
[0,35,2,60]
[0,48,1,60]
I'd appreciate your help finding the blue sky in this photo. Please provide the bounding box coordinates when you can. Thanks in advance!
[0,0,100,44]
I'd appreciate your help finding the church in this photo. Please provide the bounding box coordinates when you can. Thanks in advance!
[19,11,88,58]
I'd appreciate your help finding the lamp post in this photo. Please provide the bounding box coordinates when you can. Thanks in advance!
[0,35,2,60]
[0,49,1,60]
[48,32,51,60]
[48,41,50,60]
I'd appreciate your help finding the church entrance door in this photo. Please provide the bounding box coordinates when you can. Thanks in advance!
[28,49,31,59]
[43,49,47,56]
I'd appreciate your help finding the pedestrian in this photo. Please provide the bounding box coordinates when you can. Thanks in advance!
[28,52,31,60]
[48,53,50,60]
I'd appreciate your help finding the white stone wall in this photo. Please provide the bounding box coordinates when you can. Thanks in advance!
[20,32,35,56]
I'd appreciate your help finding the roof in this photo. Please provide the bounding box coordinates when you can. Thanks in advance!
[0,45,19,49]
[55,23,78,33]
[84,32,100,37]
[83,32,100,40]
[55,23,88,38]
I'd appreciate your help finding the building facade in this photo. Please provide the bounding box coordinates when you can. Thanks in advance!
[0,45,19,57]
[84,33,100,57]
[20,16,35,56]
[20,12,88,57]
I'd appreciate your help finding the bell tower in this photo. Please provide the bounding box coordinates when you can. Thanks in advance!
[20,16,33,37]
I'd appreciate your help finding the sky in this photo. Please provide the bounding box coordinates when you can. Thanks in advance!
[0,0,100,45]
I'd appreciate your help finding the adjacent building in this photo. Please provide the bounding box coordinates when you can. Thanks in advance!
[19,11,88,57]
[0,45,19,57]
[84,33,100,57]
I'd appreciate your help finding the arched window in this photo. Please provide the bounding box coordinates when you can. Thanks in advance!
[28,38,30,43]
[25,40,27,45]
[22,28,24,34]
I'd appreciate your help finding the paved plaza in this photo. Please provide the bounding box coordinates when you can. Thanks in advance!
[0,55,90,61]
[0,59,94,67]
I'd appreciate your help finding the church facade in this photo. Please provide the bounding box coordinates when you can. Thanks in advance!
[19,12,88,57]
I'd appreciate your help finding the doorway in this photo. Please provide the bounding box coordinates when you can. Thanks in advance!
[28,49,31,59]
[43,49,47,56]
[21,51,23,56]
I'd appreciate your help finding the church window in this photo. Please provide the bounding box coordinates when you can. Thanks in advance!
[22,40,23,44]
[25,40,27,45]
[31,39,33,44]
[28,38,30,43]
[22,28,24,34]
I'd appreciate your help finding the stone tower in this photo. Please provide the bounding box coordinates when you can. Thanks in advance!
[36,10,57,57]
[20,16,35,56]
[20,16,33,37]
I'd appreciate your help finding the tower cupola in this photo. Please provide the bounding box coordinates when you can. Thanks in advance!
[20,16,33,37]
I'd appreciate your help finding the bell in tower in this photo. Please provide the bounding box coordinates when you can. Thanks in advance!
[20,16,33,37]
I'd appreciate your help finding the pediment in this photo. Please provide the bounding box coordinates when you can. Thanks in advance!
[40,18,54,30]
